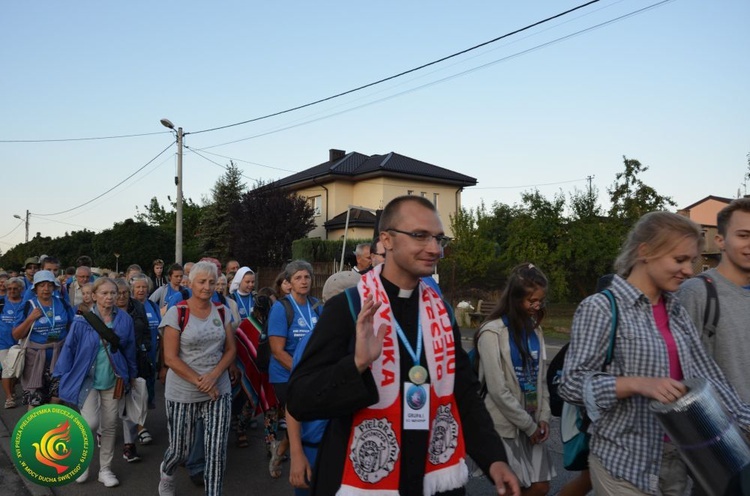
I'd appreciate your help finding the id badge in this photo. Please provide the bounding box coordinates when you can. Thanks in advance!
[403,382,430,430]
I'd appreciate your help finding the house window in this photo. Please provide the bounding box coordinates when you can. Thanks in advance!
[308,196,322,216]
[407,190,414,195]
[420,191,427,198]
[433,193,439,208]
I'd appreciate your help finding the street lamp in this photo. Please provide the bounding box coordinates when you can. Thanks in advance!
[160,118,184,265]
[114,253,120,274]
[13,210,30,243]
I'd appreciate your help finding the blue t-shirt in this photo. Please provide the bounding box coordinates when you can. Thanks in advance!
[0,298,25,350]
[232,293,255,321]
[267,295,320,384]
[13,296,75,360]
[143,299,161,362]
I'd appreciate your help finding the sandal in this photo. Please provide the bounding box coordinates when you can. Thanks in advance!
[137,428,153,445]
[236,432,249,448]
[268,440,282,478]
[4,397,16,409]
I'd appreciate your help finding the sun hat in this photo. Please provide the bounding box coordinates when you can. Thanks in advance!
[24,256,40,268]
[32,270,60,288]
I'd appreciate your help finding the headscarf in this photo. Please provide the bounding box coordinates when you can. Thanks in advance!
[230,266,254,294]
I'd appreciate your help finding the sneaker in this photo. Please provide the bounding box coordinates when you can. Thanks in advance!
[76,467,90,484]
[159,463,175,496]
[123,443,141,463]
[98,468,119,488]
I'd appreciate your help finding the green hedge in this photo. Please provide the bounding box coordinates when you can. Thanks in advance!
[292,238,372,263]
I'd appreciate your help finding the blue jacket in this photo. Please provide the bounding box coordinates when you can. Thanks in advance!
[54,308,137,407]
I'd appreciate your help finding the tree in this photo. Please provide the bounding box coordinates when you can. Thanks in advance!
[198,162,246,261]
[134,196,204,263]
[562,187,622,297]
[91,219,173,271]
[501,190,568,300]
[439,206,502,295]
[608,156,675,221]
[231,181,316,267]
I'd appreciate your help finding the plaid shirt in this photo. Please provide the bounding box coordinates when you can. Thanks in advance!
[559,275,750,495]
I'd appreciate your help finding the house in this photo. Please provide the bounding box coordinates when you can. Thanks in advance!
[273,149,477,240]
[678,195,733,269]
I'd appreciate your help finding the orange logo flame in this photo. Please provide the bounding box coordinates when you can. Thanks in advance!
[32,420,71,474]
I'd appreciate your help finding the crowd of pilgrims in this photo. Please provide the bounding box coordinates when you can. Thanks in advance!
[2,196,750,496]
[0,254,327,493]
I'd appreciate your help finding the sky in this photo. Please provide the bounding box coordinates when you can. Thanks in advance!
[1,0,749,254]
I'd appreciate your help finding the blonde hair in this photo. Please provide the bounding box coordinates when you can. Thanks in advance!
[614,211,703,277]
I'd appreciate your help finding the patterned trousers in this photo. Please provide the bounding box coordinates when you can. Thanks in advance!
[162,394,232,496]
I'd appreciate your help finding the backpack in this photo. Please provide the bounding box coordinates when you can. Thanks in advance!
[547,274,616,417]
[179,288,228,307]
[468,325,493,399]
[256,295,323,373]
[560,288,618,471]
[176,300,226,333]
[694,273,720,340]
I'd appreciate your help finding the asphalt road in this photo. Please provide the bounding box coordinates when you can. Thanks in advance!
[0,333,582,496]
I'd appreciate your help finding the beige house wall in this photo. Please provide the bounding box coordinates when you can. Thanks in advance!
[296,177,464,239]
[686,198,727,226]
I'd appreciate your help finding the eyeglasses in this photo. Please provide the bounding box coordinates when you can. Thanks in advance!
[372,252,386,258]
[385,228,451,248]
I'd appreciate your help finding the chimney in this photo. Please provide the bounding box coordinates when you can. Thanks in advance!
[329,149,346,162]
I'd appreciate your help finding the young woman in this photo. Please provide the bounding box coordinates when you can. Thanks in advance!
[157,261,236,496]
[54,277,138,488]
[559,211,750,496]
[476,263,554,496]
[267,261,322,479]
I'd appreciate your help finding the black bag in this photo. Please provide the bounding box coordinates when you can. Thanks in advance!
[136,348,153,379]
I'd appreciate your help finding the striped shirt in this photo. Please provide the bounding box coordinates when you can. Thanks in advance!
[559,275,750,495]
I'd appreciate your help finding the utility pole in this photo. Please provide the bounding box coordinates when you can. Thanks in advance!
[160,119,184,265]
[13,210,30,243]
[586,175,594,196]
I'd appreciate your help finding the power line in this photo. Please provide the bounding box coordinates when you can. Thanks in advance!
[185,146,259,182]
[197,0,674,151]
[189,149,296,173]
[473,178,587,190]
[33,142,175,216]
[189,0,600,135]
[0,130,169,144]
[0,221,23,240]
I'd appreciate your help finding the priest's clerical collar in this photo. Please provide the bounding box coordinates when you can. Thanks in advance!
[397,289,413,299]
[380,274,418,300]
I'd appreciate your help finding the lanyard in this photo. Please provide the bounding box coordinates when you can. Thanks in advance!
[393,317,422,366]
[288,296,314,330]
[236,293,253,318]
[39,298,56,328]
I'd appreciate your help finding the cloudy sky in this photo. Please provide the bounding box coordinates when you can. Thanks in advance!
[1,0,748,253]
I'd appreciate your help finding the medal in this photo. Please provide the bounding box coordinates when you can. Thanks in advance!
[408,365,428,385]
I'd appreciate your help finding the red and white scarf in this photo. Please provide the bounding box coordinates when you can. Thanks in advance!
[338,265,468,496]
